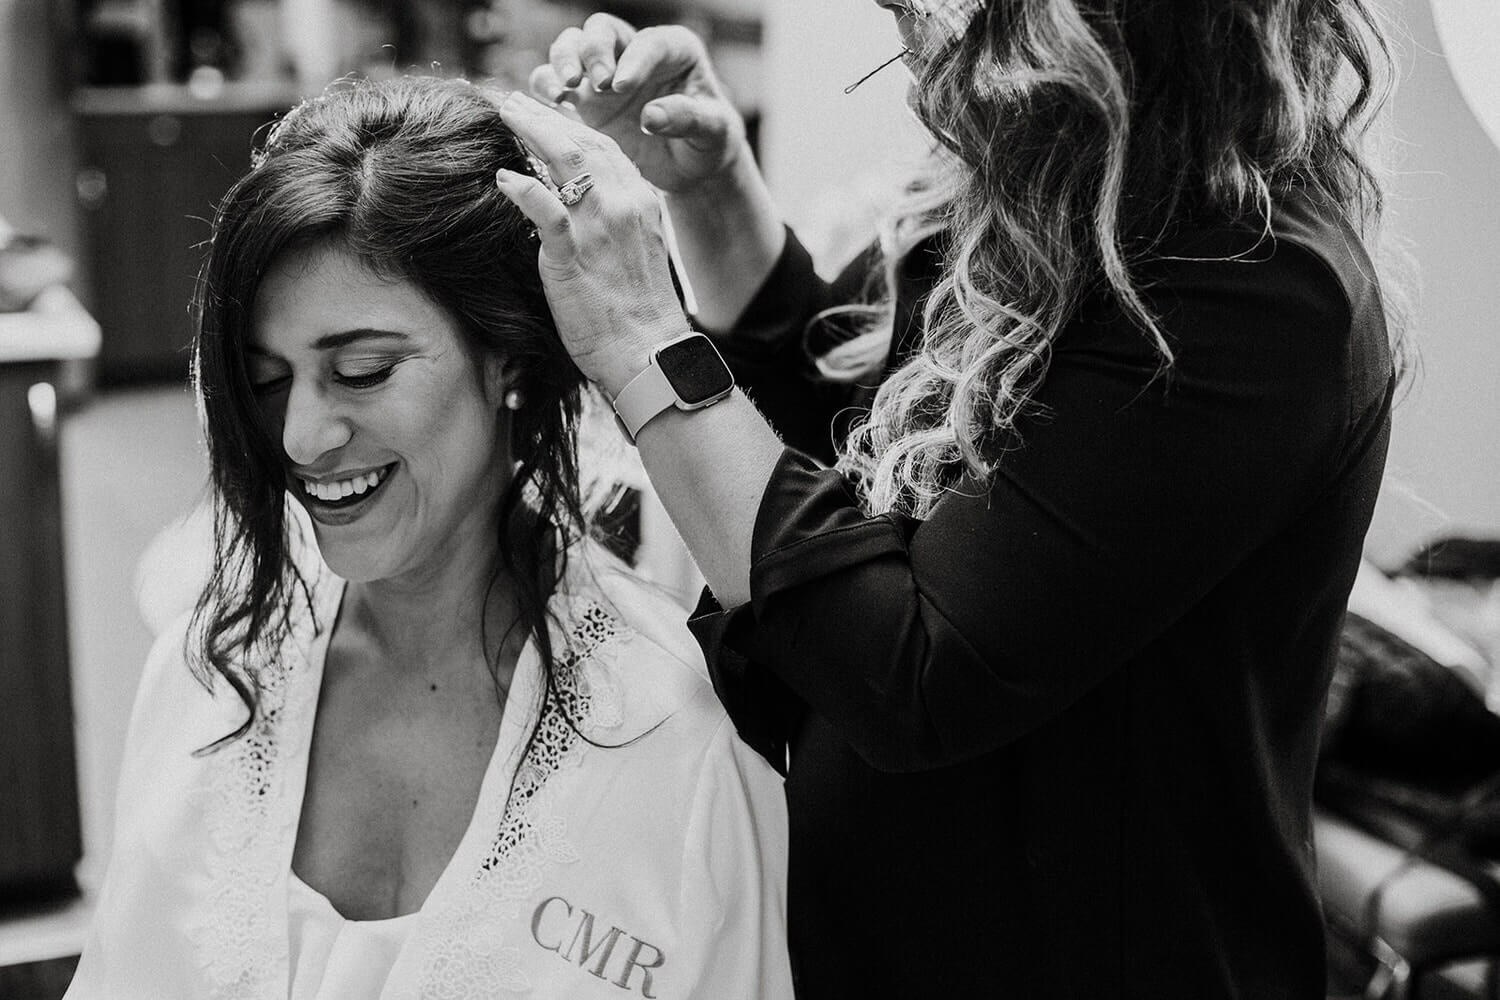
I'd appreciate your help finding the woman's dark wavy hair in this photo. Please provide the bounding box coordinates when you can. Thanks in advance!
[189,76,587,748]
[833,0,1410,517]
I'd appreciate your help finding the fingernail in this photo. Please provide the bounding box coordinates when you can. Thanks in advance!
[590,67,612,90]
[495,168,519,188]
[641,106,667,134]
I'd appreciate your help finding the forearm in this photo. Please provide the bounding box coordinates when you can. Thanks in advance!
[630,390,783,608]
[665,153,786,333]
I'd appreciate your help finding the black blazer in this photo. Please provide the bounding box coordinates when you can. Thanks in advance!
[692,188,1394,999]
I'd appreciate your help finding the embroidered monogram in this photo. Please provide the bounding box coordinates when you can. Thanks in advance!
[530,896,668,998]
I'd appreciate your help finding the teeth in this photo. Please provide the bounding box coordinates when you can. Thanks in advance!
[300,467,387,503]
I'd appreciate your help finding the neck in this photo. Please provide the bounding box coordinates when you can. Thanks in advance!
[339,504,535,680]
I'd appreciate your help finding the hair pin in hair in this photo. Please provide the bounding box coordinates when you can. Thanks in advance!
[846,48,912,95]
[523,150,551,185]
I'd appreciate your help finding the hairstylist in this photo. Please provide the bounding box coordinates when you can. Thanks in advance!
[494,0,1404,995]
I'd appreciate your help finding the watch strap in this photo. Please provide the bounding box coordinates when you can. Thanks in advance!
[612,358,677,443]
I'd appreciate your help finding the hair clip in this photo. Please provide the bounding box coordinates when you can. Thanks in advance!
[846,49,912,94]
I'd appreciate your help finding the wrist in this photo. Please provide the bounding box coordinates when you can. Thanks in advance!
[584,325,693,399]
[664,147,768,218]
[607,331,737,444]
[663,156,784,333]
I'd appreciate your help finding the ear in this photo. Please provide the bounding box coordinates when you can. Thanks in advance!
[483,353,514,410]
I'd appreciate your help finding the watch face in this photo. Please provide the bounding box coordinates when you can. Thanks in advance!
[655,335,735,406]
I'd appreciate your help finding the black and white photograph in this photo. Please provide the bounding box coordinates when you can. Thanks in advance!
[1,0,1498,997]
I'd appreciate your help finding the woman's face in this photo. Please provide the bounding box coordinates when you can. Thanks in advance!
[248,242,511,584]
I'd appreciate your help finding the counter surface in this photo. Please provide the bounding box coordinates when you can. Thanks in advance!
[0,288,102,364]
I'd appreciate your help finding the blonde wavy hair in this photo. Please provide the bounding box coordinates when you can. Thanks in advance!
[829,0,1408,517]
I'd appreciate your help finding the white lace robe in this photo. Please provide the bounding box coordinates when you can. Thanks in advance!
[65,549,791,999]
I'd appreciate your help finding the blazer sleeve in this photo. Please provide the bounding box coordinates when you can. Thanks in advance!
[697,238,1393,774]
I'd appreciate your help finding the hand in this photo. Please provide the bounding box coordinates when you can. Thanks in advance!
[494,92,692,393]
[529,13,750,197]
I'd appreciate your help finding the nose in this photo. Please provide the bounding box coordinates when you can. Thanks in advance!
[280,378,353,468]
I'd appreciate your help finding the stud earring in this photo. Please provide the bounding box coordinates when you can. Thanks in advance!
[503,388,524,411]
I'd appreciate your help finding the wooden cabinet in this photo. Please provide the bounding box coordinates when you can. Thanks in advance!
[74,87,289,384]
[0,360,83,901]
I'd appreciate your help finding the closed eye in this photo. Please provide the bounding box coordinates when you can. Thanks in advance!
[335,364,397,389]
[249,371,291,396]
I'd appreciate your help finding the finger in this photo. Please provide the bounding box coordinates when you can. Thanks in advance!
[579,12,634,91]
[500,92,615,187]
[612,25,708,93]
[548,27,585,89]
[494,168,577,263]
[529,63,570,105]
[640,94,732,146]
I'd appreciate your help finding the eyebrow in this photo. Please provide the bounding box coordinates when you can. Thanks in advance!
[313,328,413,350]
[247,328,413,355]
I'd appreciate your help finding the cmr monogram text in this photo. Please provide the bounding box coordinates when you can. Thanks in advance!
[530,895,667,997]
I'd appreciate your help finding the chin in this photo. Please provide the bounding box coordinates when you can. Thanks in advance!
[308,530,396,584]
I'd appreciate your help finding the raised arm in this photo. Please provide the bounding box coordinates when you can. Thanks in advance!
[495,95,1390,773]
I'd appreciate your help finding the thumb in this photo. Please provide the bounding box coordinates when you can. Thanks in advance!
[640,95,733,147]
[494,168,579,266]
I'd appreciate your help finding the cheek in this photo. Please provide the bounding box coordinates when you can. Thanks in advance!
[405,387,502,470]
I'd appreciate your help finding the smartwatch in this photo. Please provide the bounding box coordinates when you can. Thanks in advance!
[611,332,736,444]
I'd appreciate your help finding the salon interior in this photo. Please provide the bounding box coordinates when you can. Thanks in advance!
[0,0,1497,996]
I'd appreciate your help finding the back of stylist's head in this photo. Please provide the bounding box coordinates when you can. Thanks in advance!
[833,0,1404,517]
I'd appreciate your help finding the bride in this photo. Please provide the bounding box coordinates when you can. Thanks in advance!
[65,76,791,1000]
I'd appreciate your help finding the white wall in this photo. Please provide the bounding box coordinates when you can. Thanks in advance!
[1432,0,1500,153]
[759,0,1500,563]
[759,0,927,272]
[1362,0,1500,564]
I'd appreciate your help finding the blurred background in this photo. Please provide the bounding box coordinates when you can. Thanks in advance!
[0,0,1497,996]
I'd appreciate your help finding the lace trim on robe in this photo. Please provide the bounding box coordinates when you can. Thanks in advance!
[411,596,630,998]
[194,577,329,999]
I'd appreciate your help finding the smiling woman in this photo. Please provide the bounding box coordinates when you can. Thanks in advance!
[62,77,792,1000]
[247,246,512,582]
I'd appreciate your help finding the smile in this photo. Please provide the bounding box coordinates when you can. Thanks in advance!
[297,463,395,510]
